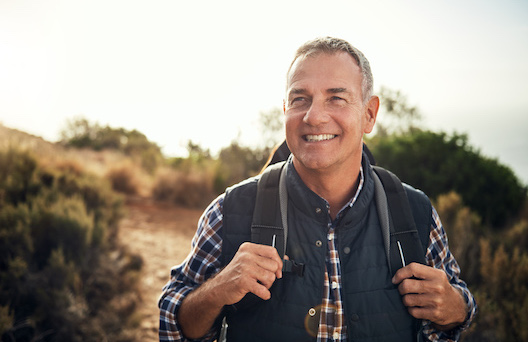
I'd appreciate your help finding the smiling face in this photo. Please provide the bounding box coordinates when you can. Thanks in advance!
[284,52,379,178]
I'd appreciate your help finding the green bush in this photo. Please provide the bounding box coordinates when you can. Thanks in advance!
[367,131,527,227]
[0,149,140,341]
[216,141,270,191]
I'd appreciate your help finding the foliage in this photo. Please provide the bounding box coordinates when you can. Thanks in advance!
[0,149,141,341]
[152,167,216,208]
[375,86,422,137]
[159,139,272,206]
[106,164,141,195]
[258,107,285,148]
[435,192,528,342]
[60,117,163,173]
[367,130,526,227]
[216,140,270,191]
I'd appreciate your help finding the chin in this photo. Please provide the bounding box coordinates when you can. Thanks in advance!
[294,154,334,172]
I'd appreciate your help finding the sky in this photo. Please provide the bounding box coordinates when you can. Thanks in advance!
[1,0,527,184]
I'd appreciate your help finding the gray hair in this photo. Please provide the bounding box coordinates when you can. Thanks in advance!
[287,37,374,103]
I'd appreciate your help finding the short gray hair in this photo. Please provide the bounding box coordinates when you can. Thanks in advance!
[287,37,374,103]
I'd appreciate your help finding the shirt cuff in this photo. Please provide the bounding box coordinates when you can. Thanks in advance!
[159,286,220,342]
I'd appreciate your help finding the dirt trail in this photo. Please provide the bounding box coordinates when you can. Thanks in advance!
[118,197,203,341]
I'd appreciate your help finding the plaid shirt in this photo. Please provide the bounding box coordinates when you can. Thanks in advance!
[159,167,477,342]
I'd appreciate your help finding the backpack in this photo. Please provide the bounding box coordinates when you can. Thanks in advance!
[251,142,428,278]
[219,143,430,342]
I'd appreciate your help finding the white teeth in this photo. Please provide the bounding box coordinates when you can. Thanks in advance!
[305,134,336,142]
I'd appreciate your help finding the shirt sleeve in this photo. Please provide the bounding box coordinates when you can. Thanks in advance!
[422,206,478,342]
[158,194,225,342]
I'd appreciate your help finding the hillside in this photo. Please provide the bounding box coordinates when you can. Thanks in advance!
[0,124,134,178]
[0,124,199,341]
[3,123,527,341]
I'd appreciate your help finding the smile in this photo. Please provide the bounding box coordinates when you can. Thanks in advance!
[304,134,337,142]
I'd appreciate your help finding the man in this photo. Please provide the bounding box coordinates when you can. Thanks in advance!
[159,37,477,341]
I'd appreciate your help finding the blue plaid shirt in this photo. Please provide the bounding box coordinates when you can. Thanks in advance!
[159,167,477,341]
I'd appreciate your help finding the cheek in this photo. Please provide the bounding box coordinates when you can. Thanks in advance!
[284,111,300,130]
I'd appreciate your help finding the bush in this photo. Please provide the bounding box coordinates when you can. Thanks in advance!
[216,141,270,191]
[106,165,141,195]
[152,168,215,208]
[434,191,528,342]
[0,148,141,341]
[60,117,164,174]
[368,130,527,227]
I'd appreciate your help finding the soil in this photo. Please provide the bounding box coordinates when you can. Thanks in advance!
[118,196,204,341]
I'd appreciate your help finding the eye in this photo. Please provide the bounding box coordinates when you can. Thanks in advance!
[291,97,305,104]
[331,96,345,102]
[288,97,308,108]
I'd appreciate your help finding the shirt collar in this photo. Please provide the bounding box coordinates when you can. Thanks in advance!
[334,165,364,220]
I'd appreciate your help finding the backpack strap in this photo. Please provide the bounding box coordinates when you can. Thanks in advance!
[372,166,426,277]
[251,161,287,258]
[251,161,304,277]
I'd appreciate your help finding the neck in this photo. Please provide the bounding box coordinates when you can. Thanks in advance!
[293,158,361,220]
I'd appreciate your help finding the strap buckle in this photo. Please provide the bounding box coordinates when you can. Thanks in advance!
[282,259,305,277]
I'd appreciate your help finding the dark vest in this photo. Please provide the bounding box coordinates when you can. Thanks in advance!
[221,156,432,342]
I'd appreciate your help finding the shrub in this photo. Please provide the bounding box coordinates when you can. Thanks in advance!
[434,190,528,342]
[60,117,164,174]
[0,148,140,341]
[106,165,141,195]
[152,168,215,208]
[368,131,527,227]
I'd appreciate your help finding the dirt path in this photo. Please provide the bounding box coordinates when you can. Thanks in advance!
[119,197,203,341]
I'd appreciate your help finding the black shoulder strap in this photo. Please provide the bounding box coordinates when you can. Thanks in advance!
[252,161,425,278]
[251,162,287,258]
[373,166,426,276]
[252,161,304,277]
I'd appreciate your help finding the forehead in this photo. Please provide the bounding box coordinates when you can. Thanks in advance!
[286,52,363,92]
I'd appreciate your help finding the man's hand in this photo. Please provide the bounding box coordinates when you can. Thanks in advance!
[392,263,467,330]
[212,242,284,305]
[178,242,283,339]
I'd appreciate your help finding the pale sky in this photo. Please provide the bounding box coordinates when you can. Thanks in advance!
[1,0,527,183]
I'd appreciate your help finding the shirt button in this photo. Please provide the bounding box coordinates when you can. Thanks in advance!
[315,240,323,247]
[315,207,322,214]
[308,308,316,316]
[350,313,360,322]
[331,281,338,290]
[343,247,351,254]
[333,331,340,340]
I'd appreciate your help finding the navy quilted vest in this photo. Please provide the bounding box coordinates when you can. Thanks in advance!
[221,156,431,342]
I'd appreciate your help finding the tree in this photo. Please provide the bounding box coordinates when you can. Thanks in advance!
[375,86,422,137]
[258,107,285,149]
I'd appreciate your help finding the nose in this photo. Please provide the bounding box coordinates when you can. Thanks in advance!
[303,99,329,126]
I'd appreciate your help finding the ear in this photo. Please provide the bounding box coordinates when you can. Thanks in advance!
[363,95,380,134]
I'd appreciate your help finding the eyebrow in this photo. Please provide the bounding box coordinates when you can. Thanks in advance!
[288,88,307,95]
[288,87,350,95]
[328,87,348,94]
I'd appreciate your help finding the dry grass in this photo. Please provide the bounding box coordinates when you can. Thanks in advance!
[0,123,153,196]
[152,166,216,208]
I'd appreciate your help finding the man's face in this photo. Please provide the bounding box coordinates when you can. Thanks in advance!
[284,52,378,175]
